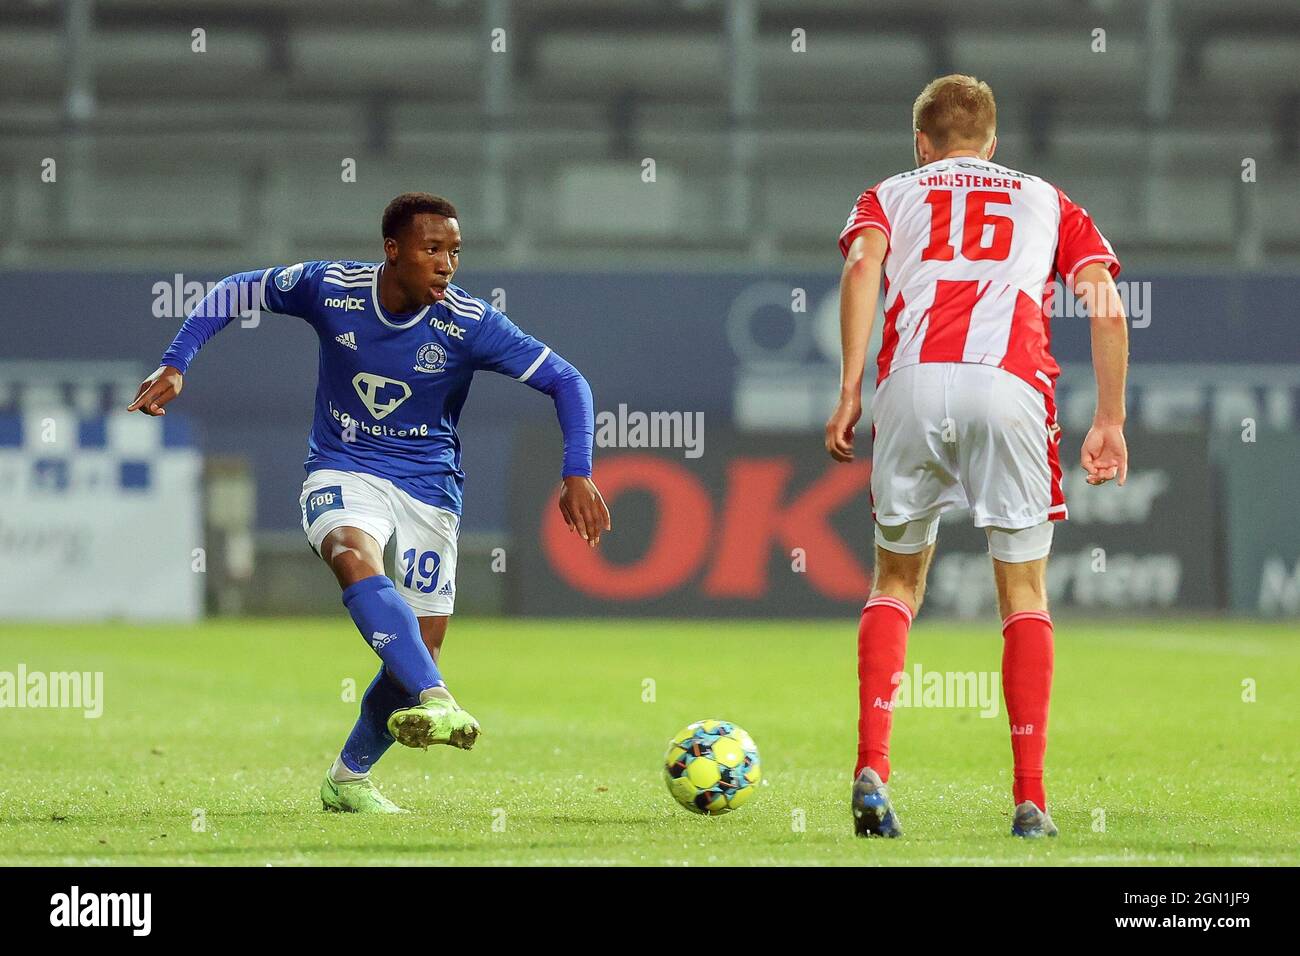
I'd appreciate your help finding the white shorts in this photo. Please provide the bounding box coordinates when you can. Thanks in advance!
[870,363,1064,560]
[299,469,460,616]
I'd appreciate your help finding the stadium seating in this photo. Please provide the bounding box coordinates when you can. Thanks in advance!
[0,28,63,98]
[1201,37,1300,98]
[288,28,482,97]
[1,1,1298,267]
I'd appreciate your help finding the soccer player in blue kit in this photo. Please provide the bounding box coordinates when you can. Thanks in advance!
[129,193,611,813]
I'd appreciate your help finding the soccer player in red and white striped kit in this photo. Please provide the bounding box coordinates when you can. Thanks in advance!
[825,74,1129,838]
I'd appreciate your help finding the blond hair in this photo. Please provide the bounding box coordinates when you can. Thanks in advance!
[912,74,997,153]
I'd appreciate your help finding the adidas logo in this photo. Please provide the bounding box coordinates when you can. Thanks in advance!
[369,631,396,650]
[335,331,357,350]
[437,580,454,596]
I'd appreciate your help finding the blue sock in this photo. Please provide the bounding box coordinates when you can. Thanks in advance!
[339,666,416,774]
[341,575,443,697]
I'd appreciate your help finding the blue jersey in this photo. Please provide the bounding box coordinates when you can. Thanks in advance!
[160,260,593,514]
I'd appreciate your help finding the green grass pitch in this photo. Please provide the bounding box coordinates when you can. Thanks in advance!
[0,617,1296,866]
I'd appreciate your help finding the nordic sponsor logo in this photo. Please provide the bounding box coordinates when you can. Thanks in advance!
[49,886,151,936]
[275,262,305,292]
[369,631,396,650]
[414,342,447,374]
[325,295,366,312]
[335,331,358,350]
[352,372,412,419]
[429,315,466,340]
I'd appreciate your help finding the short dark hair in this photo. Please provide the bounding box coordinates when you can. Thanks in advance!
[381,192,459,240]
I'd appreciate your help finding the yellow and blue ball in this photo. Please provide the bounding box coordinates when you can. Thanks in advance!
[663,719,762,815]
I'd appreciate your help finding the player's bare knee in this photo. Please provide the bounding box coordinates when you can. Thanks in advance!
[872,544,932,613]
[320,528,383,585]
[912,548,937,612]
[993,557,1049,617]
[322,540,367,572]
[999,584,1046,619]
[910,581,928,614]
[986,525,1051,616]
[323,540,359,565]
[871,573,917,609]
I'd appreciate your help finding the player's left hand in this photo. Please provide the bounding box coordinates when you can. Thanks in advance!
[1081,422,1128,486]
[825,394,862,462]
[559,475,611,547]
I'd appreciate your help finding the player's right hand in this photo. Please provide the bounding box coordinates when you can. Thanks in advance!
[559,475,611,548]
[1080,422,1127,486]
[127,365,184,416]
[825,395,862,462]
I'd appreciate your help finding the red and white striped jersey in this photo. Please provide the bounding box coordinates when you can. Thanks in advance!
[838,156,1119,397]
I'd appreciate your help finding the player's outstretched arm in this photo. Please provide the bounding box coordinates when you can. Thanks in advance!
[127,269,274,416]
[476,309,612,547]
[826,228,888,462]
[1075,261,1129,486]
[513,348,611,547]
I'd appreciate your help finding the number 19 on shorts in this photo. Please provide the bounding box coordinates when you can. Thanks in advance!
[402,549,441,594]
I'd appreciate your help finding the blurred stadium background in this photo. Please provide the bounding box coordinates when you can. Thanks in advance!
[1,0,1298,624]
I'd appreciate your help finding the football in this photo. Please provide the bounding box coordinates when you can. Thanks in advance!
[663,719,762,815]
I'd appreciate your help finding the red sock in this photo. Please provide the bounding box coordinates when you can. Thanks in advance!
[1001,610,1054,809]
[856,597,913,782]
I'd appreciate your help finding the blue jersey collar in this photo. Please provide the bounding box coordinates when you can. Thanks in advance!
[372,264,430,330]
